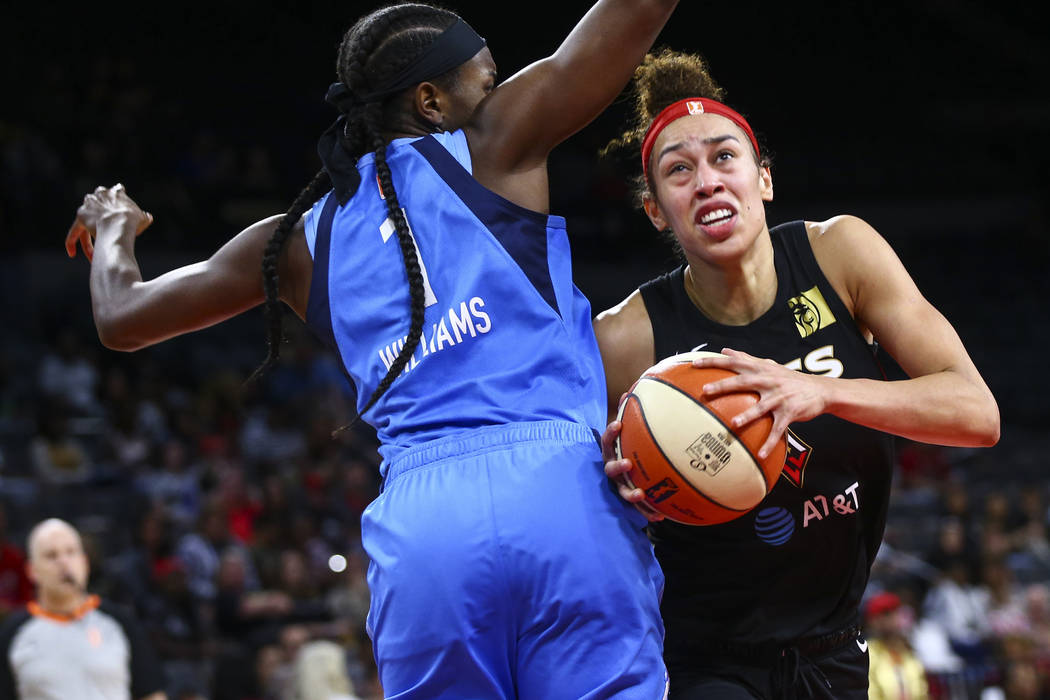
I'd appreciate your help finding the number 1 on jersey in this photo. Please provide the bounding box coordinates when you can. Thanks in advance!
[380,211,437,308]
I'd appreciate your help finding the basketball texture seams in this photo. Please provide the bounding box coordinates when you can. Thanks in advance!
[615,352,787,526]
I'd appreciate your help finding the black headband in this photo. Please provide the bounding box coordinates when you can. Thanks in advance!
[318,18,487,203]
[360,18,486,103]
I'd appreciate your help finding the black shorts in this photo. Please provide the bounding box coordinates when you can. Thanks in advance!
[668,629,870,700]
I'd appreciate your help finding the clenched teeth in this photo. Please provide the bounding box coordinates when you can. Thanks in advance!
[700,208,733,224]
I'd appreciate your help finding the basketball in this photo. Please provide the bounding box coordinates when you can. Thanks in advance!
[615,351,787,526]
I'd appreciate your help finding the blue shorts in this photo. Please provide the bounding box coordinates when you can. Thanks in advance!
[362,420,667,699]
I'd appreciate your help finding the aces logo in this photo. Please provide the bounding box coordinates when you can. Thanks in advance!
[787,286,836,338]
[780,429,812,488]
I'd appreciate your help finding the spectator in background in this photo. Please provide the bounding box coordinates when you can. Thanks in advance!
[293,637,360,700]
[925,517,980,587]
[0,518,166,699]
[923,555,992,665]
[133,438,203,530]
[28,399,93,486]
[1022,584,1050,655]
[982,557,1028,641]
[0,505,32,619]
[1008,487,1050,579]
[105,505,174,616]
[143,557,212,700]
[865,591,929,700]
[252,642,289,700]
[175,496,258,604]
[36,329,101,418]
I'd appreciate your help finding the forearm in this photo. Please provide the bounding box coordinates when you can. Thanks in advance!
[89,213,147,349]
[823,370,1000,447]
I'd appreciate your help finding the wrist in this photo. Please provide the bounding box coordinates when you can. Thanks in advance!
[97,209,140,234]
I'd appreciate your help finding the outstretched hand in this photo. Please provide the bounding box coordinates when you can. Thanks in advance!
[693,348,829,459]
[66,184,153,261]
[601,415,665,523]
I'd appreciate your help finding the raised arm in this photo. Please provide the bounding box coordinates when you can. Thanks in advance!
[467,0,679,201]
[66,184,311,351]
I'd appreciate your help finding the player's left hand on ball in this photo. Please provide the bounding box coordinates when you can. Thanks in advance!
[602,419,665,522]
[693,347,829,460]
[66,184,153,261]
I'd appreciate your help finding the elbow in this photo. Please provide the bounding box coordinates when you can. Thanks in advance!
[981,409,1001,447]
[970,398,1001,447]
[93,311,148,352]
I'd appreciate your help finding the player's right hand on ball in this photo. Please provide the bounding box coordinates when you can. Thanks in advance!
[66,184,153,261]
[602,419,665,522]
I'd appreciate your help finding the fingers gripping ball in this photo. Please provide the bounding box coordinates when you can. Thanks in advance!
[615,352,787,525]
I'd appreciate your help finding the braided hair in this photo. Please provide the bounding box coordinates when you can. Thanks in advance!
[249,3,463,422]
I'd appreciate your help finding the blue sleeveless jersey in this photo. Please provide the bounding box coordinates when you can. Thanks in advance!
[303,130,607,469]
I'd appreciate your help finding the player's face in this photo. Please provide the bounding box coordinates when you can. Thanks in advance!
[643,113,773,263]
[28,525,89,596]
[440,47,497,131]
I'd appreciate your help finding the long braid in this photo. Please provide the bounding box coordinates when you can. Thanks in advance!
[356,105,427,417]
[337,4,456,418]
[247,169,331,386]
[250,3,458,421]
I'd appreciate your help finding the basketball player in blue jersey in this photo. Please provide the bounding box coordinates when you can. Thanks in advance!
[64,2,680,698]
[594,50,1000,699]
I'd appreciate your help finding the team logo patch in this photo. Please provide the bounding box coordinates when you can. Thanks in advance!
[645,477,679,504]
[787,286,836,338]
[686,100,705,115]
[780,429,812,488]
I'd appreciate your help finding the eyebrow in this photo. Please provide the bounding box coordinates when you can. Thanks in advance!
[657,134,740,162]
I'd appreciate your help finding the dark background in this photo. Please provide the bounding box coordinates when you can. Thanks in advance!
[2,3,1049,697]
[2,0,1048,454]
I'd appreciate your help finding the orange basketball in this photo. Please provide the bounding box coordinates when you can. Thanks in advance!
[615,351,786,526]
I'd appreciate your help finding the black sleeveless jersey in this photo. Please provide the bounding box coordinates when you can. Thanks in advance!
[639,221,895,668]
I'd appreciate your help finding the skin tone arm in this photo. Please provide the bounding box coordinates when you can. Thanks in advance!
[65,185,311,351]
[67,2,679,353]
[594,216,1000,516]
[696,215,1000,458]
[465,0,679,212]
[594,290,664,519]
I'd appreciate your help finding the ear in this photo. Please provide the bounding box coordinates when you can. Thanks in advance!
[642,194,670,232]
[759,166,773,202]
[25,560,36,585]
[413,82,445,129]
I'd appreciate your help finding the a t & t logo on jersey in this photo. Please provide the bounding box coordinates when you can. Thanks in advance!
[787,286,837,338]
[779,429,812,488]
[645,477,679,504]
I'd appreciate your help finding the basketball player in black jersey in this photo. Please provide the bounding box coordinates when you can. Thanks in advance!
[594,50,1000,699]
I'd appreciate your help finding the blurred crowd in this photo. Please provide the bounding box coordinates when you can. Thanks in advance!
[1,318,384,699]
[3,31,1049,700]
[1,314,1048,699]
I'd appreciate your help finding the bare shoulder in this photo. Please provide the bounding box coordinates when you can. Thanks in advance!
[594,290,651,347]
[804,215,891,320]
[594,290,655,403]
[805,214,882,249]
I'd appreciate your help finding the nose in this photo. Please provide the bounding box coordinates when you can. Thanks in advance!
[693,167,724,198]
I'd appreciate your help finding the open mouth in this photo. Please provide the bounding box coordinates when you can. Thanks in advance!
[699,208,735,226]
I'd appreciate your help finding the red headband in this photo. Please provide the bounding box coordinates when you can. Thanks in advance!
[641,97,760,182]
